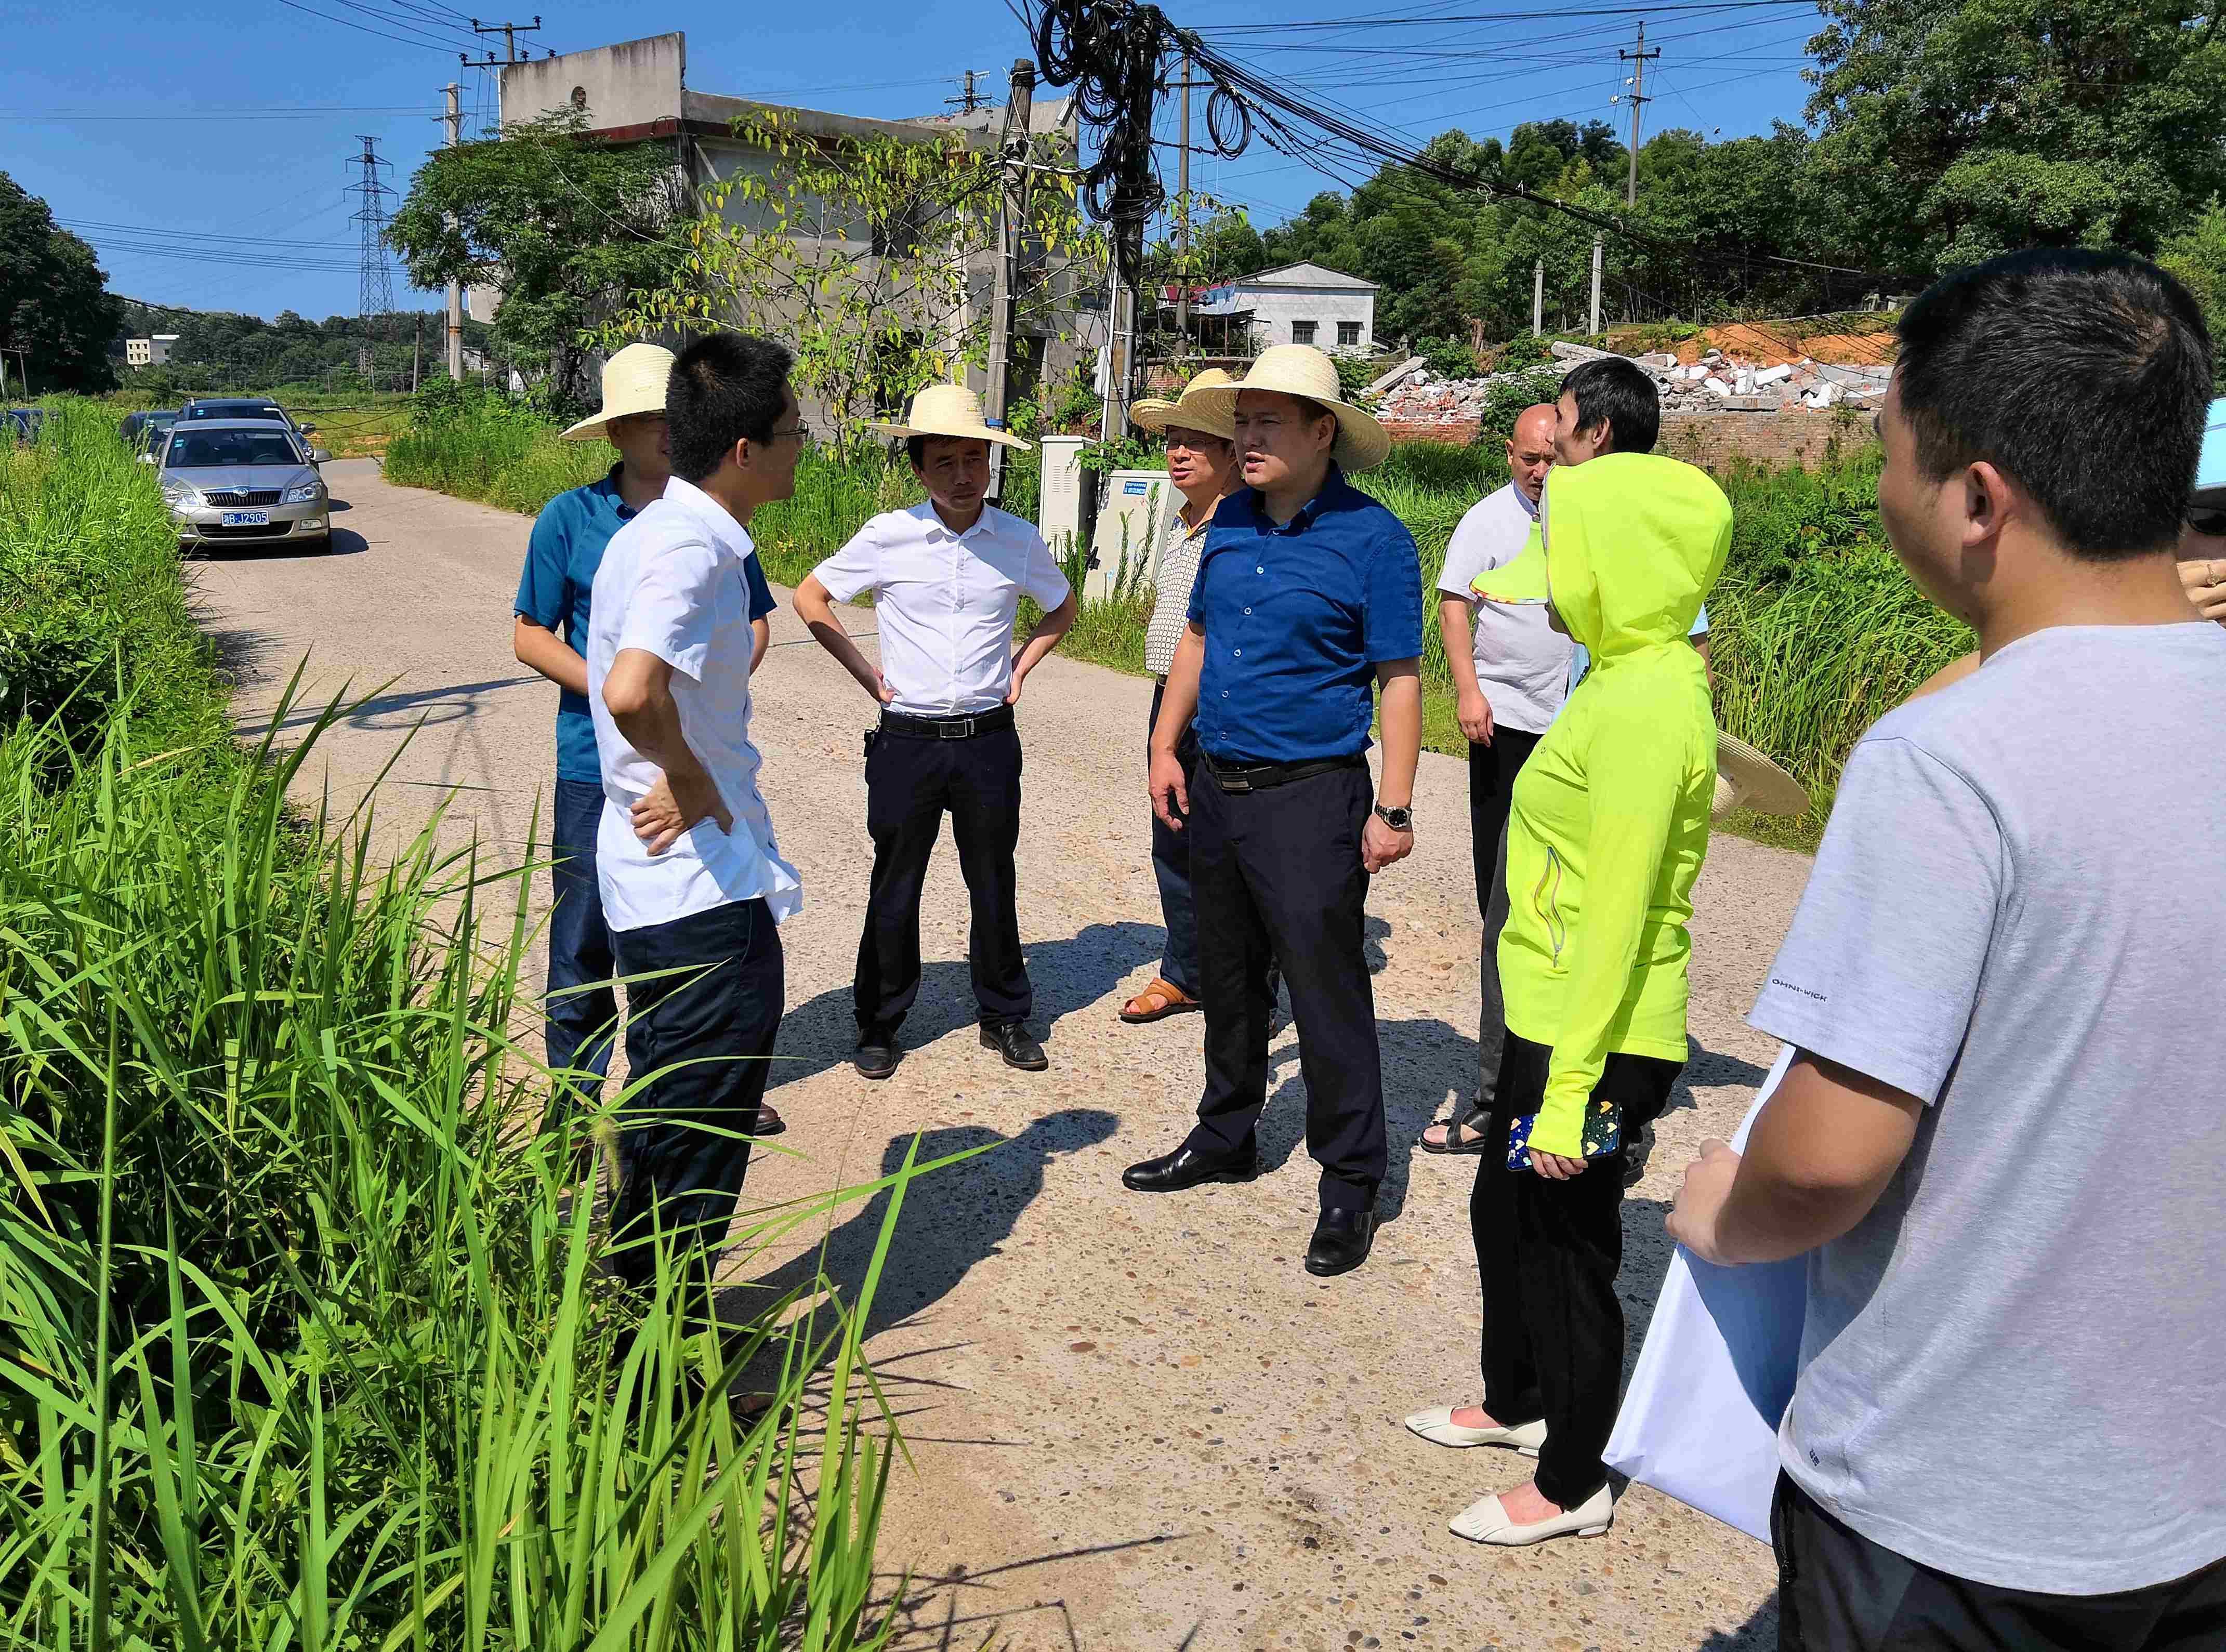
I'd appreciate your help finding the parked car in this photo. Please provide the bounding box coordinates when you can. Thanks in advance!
[120,410,177,453]
[159,419,331,552]
[179,397,322,452]
[4,409,46,444]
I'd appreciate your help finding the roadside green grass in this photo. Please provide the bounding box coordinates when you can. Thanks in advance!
[383,401,1968,852]
[1,400,926,1645]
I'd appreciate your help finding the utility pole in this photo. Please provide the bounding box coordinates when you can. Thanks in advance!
[1532,258,1544,337]
[347,136,397,325]
[947,70,991,113]
[1589,233,1604,337]
[412,314,423,392]
[444,83,465,380]
[983,57,1036,506]
[1177,47,1193,338]
[465,15,541,64]
[1617,21,1659,208]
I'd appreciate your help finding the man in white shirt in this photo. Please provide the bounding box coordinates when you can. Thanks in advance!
[794,384,1077,1079]
[587,332,806,1299]
[1422,403,1571,1152]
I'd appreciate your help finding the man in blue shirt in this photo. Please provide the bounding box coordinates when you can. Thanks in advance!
[1124,345,1425,1278]
[513,342,775,1135]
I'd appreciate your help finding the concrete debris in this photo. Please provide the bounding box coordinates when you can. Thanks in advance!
[1364,355,1428,398]
[1368,337,1893,426]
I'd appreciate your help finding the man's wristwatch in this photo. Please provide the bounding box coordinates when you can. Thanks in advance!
[1373,803,1413,831]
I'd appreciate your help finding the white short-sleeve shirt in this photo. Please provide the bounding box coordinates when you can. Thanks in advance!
[585,475,802,933]
[1435,482,1573,736]
[811,501,1071,716]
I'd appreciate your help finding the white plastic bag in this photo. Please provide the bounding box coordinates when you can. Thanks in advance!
[1604,1045,1805,1543]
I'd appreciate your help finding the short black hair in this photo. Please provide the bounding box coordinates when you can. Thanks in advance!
[1561,356,1659,455]
[1895,249,2214,560]
[666,332,794,483]
[905,433,990,470]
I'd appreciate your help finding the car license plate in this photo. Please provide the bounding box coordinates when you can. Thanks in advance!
[221,510,270,526]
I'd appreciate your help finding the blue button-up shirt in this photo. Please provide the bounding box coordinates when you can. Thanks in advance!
[1187,465,1424,763]
[516,465,774,782]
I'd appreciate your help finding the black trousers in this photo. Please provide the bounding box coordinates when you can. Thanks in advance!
[1147,683,1204,996]
[608,897,784,1294]
[1184,759,1385,1213]
[1466,728,1541,1115]
[854,723,1030,1035]
[1774,1474,2226,1651]
[1471,1030,1680,1506]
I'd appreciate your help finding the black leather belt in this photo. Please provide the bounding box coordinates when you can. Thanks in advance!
[879,705,1017,739]
[1200,750,1365,794]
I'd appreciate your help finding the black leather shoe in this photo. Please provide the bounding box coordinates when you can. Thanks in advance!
[1304,1207,1377,1276]
[1122,1143,1259,1193]
[854,1036,898,1080]
[981,1022,1048,1071]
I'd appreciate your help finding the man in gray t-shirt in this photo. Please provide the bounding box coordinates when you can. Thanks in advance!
[1669,250,2226,1645]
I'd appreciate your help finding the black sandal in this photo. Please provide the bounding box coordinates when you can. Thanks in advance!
[1418,1105,1492,1155]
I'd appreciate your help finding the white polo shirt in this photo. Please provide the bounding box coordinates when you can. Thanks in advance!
[585,475,802,933]
[811,501,1071,716]
[1435,481,1573,736]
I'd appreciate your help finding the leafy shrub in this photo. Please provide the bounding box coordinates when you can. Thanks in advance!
[1415,335,1481,378]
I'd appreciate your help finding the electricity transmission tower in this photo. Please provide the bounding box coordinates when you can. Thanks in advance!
[347,135,397,322]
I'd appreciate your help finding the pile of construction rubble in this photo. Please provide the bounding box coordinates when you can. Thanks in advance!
[1366,339,1892,429]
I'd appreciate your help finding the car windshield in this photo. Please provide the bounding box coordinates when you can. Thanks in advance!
[167,429,302,468]
[189,403,287,422]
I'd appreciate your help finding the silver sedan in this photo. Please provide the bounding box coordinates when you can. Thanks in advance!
[159,419,334,552]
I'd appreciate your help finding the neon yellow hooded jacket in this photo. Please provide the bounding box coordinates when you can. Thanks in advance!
[1472,451,1731,1157]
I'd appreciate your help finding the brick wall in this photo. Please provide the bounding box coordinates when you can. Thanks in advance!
[1656,411,1874,472]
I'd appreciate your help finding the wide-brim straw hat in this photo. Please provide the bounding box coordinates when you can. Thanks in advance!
[1187,343,1392,473]
[560,342,676,442]
[865,382,1032,451]
[1714,730,1809,822]
[1131,368,1238,442]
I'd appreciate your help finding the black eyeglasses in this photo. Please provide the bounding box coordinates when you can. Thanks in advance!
[2190,508,2226,537]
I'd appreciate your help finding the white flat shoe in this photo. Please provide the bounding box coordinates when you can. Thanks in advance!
[1402,1405,1547,1456]
[1448,1482,1614,1547]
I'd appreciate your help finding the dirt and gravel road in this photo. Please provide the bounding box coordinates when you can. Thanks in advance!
[193,457,1814,1650]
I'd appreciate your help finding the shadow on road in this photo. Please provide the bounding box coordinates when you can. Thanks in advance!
[870,1532,1190,1651]
[766,919,1164,1094]
[188,526,370,561]
[723,1108,1119,1350]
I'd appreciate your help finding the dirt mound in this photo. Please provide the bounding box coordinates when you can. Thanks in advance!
[1672,320,1896,369]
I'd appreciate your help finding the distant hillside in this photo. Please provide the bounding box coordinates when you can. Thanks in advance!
[114,299,499,395]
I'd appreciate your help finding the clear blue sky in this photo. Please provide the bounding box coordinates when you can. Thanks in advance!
[2,0,1823,321]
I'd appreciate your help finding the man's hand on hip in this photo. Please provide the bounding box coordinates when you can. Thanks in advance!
[631,768,733,854]
[1149,745,1190,831]
[1361,812,1413,873]
[1456,688,1495,746]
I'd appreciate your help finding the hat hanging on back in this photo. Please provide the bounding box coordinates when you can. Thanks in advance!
[1186,344,1392,473]
[560,342,677,443]
[866,383,1033,451]
[1713,731,1808,823]
[1131,367,1237,443]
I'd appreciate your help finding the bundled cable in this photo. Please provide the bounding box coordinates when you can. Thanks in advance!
[1032,0,1169,230]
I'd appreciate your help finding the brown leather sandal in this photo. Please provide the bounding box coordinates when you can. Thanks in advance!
[1118,977,1202,1024]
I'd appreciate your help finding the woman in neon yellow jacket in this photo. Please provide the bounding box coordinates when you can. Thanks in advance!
[1403,384,1731,1549]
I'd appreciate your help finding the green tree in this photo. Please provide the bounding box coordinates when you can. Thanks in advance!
[2159,196,2226,370]
[387,107,685,408]
[608,106,1099,454]
[1805,0,2226,273]
[0,171,123,393]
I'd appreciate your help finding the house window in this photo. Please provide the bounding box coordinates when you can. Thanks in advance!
[1290,320,1318,345]
[1338,320,1362,348]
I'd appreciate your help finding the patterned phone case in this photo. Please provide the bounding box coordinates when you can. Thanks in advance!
[1505,1095,1622,1172]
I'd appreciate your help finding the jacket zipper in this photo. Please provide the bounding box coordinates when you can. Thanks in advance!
[1533,845,1567,967]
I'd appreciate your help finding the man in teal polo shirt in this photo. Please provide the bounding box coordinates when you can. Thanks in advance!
[513,343,775,1130]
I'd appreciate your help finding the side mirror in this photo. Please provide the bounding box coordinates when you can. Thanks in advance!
[299,424,318,435]
[311,448,332,464]
[138,452,156,466]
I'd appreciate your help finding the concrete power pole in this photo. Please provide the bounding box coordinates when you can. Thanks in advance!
[983,58,1035,505]
[1589,233,1604,338]
[1532,259,1544,337]
[444,83,465,380]
[1618,21,1659,209]
[1177,48,1192,338]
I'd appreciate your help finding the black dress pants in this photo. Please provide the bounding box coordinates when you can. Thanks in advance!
[1773,1473,2226,1651]
[1183,759,1385,1213]
[854,724,1030,1036]
[1466,728,1541,1114]
[608,897,784,1297]
[1471,1030,1680,1506]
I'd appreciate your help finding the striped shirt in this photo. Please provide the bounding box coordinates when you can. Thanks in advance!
[1144,511,1214,677]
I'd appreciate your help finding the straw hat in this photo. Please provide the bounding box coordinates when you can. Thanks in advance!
[865,382,1032,451]
[1131,368,1237,442]
[1187,344,1392,473]
[560,342,676,442]
[1714,731,1809,823]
